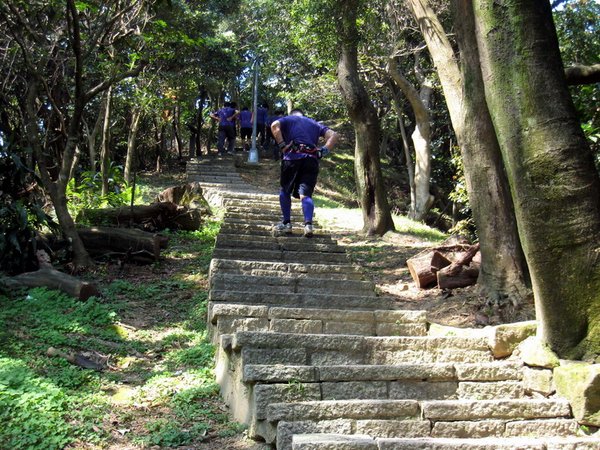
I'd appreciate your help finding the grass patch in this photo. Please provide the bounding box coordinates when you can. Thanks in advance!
[0,216,238,449]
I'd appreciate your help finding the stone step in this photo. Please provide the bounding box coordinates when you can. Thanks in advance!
[225,211,308,222]
[242,362,523,384]
[291,435,600,450]
[216,235,342,252]
[210,273,375,295]
[209,290,402,311]
[224,332,494,366]
[222,192,280,203]
[212,248,350,263]
[208,304,428,342]
[209,259,364,279]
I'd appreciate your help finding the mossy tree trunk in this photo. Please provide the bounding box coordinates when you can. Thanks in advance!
[336,0,395,236]
[473,0,600,358]
[405,0,531,306]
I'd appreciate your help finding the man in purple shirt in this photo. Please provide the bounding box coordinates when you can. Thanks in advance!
[210,101,238,155]
[256,103,269,148]
[270,109,339,237]
[238,106,252,151]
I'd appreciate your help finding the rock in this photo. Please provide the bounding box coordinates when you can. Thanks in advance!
[554,361,600,426]
[522,366,555,397]
[516,336,560,368]
[487,321,538,359]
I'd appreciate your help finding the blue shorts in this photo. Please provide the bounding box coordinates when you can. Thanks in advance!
[280,157,319,199]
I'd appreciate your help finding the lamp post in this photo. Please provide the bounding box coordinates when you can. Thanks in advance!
[248,59,260,164]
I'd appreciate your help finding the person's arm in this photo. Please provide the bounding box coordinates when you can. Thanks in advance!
[271,120,291,152]
[321,129,339,150]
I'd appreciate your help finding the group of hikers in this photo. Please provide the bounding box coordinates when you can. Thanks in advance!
[209,101,339,239]
[209,102,285,159]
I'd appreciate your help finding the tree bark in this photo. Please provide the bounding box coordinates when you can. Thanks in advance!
[473,0,600,358]
[405,0,531,306]
[336,0,395,236]
[124,107,142,184]
[565,64,600,86]
[100,84,113,197]
[388,56,434,221]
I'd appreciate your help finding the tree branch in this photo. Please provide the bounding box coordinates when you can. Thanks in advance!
[565,64,600,86]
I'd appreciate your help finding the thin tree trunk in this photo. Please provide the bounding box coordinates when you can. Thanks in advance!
[124,107,142,184]
[84,90,107,174]
[336,0,395,236]
[100,85,113,197]
[473,0,600,357]
[404,0,530,306]
[173,105,183,160]
[387,57,433,221]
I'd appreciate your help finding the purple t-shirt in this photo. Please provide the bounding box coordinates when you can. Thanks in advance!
[239,110,252,128]
[256,107,268,124]
[217,107,236,126]
[277,115,330,160]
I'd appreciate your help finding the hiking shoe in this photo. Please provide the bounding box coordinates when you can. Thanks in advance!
[273,222,292,236]
[303,223,314,238]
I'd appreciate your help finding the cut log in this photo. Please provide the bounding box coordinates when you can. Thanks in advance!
[406,250,453,288]
[436,244,481,289]
[437,264,479,289]
[77,226,168,263]
[1,268,101,300]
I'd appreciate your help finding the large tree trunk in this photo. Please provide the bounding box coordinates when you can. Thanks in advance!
[100,85,113,197]
[336,0,395,236]
[473,0,600,358]
[405,0,531,306]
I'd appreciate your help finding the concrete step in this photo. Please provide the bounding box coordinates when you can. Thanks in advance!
[208,304,428,342]
[210,273,376,295]
[209,258,364,279]
[291,435,600,450]
[208,290,401,310]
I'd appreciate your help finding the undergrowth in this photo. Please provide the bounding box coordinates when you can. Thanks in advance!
[0,176,235,449]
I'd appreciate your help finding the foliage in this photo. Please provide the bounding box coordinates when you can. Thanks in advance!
[0,212,235,448]
[0,357,73,449]
[0,147,56,274]
[554,0,600,156]
[66,163,133,218]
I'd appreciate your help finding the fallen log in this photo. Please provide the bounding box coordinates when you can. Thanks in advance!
[76,202,178,229]
[77,226,168,263]
[1,268,101,300]
[77,201,203,231]
[436,243,481,290]
[407,250,452,288]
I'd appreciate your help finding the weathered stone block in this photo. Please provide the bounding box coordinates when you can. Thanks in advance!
[389,381,457,400]
[242,347,307,365]
[431,420,505,438]
[375,322,428,337]
[253,383,321,420]
[554,362,600,426]
[321,381,388,400]
[522,366,555,396]
[277,420,354,450]
[517,336,560,368]
[317,364,456,382]
[292,434,377,450]
[217,317,269,335]
[455,362,523,381]
[270,318,323,334]
[457,381,524,400]
[324,321,374,336]
[487,321,538,358]
[243,364,316,383]
[422,399,571,421]
[504,419,580,437]
[311,351,366,366]
[355,419,431,438]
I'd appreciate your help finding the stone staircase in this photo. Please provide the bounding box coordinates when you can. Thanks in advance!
[187,155,599,450]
